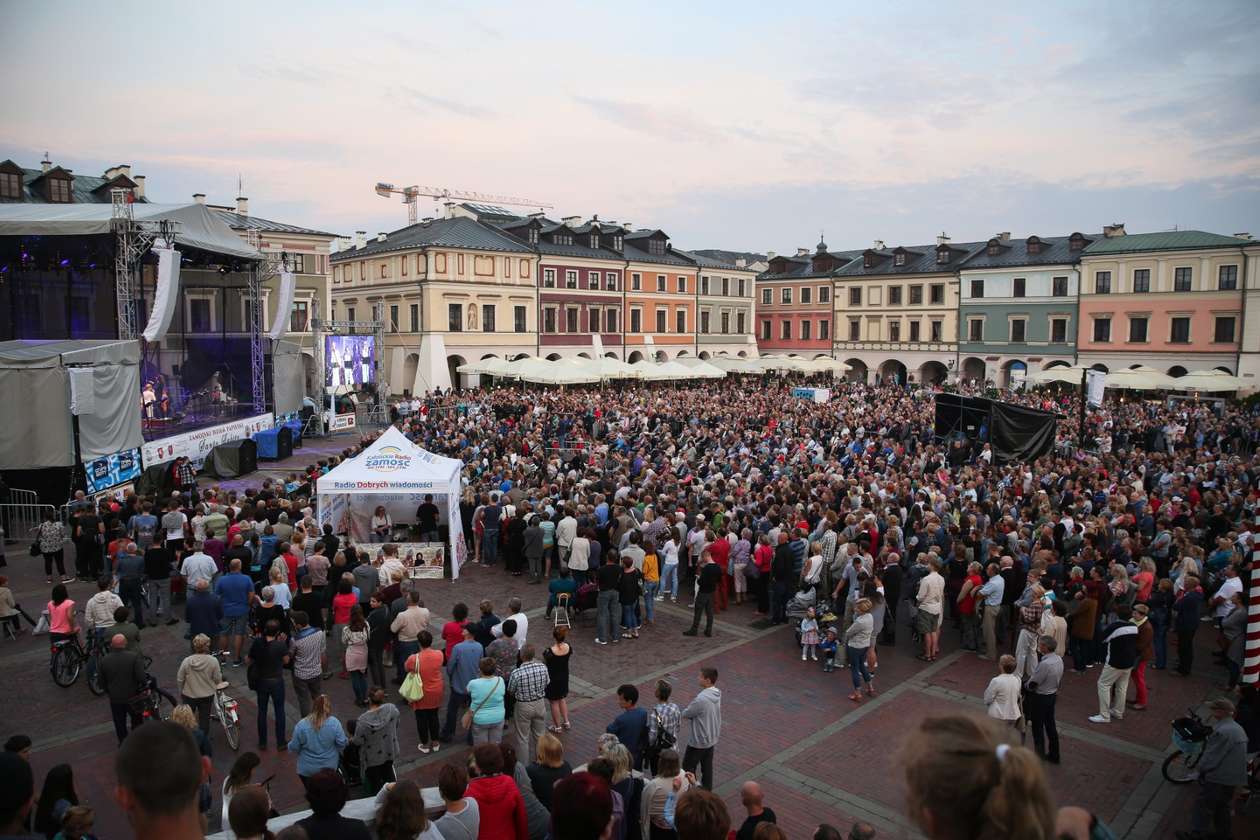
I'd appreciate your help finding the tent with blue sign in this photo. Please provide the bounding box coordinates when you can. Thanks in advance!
[315,426,466,578]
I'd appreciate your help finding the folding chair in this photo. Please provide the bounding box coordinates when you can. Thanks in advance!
[554,593,572,629]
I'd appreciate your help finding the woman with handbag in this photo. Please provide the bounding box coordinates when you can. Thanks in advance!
[465,657,506,744]
[403,630,445,754]
[37,510,71,585]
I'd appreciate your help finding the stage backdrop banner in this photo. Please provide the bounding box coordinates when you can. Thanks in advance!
[143,412,274,469]
[142,238,182,341]
[77,361,144,461]
[271,340,304,416]
[268,271,296,341]
[988,401,1058,464]
[84,447,143,495]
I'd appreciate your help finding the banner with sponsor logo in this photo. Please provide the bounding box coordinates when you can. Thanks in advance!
[84,447,143,494]
[143,413,275,469]
[791,387,831,404]
[330,412,357,432]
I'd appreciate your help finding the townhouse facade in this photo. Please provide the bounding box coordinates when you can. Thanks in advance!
[832,237,983,385]
[623,230,698,361]
[329,216,537,394]
[755,242,852,356]
[691,252,760,358]
[1076,228,1253,375]
[957,232,1090,387]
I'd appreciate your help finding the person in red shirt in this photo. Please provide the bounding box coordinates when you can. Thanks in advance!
[442,603,469,664]
[280,542,300,590]
[708,531,730,613]
[466,743,527,840]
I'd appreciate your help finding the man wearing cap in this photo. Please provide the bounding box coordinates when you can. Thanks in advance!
[1175,698,1248,840]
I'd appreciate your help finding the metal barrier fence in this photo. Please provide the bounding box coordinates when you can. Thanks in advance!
[0,495,59,544]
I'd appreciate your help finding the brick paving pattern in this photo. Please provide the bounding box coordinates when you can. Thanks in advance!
[0,553,1245,838]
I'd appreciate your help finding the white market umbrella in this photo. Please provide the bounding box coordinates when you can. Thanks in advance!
[630,360,686,381]
[802,357,851,374]
[586,356,644,379]
[1104,366,1175,391]
[456,357,517,378]
[1023,365,1088,386]
[1172,369,1248,391]
[508,356,600,385]
[675,358,727,379]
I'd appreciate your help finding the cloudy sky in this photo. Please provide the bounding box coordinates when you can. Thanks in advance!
[4,0,1258,253]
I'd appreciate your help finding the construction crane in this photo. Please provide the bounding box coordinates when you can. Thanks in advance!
[374,182,553,225]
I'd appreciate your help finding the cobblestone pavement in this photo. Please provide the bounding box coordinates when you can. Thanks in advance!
[0,551,1242,838]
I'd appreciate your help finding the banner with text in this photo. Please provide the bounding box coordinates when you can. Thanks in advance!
[84,447,144,494]
[143,413,275,469]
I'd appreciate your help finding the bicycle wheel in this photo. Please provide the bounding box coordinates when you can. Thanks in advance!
[51,647,81,688]
[219,695,240,751]
[1162,750,1200,784]
[86,653,105,696]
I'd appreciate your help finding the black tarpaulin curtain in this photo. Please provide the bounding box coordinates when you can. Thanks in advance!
[988,401,1057,464]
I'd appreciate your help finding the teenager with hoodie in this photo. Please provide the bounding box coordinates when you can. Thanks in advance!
[680,667,722,790]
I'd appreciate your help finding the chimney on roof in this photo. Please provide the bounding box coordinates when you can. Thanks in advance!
[193,193,206,205]
[735,258,747,268]
[1234,232,1252,240]
[796,247,809,257]
[621,221,632,231]
[354,231,366,249]
[1103,223,1126,238]
[336,236,351,252]
[133,175,145,199]
[873,240,885,250]
[766,250,776,261]
[376,232,387,242]
[995,231,1009,242]
[119,165,131,178]
[937,232,952,246]
[236,196,249,216]
[561,215,581,227]
[104,165,120,181]
[40,154,51,173]
[527,211,545,220]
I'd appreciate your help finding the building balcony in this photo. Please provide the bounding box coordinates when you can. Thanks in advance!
[832,340,953,353]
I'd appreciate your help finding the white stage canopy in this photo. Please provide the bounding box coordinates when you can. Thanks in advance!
[316,427,467,578]
[0,202,260,259]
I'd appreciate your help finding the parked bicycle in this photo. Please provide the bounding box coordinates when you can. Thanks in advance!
[1162,707,1214,783]
[129,672,178,724]
[211,680,241,750]
[50,634,87,688]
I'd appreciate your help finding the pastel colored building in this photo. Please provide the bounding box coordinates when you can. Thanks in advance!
[329,215,537,393]
[623,229,698,361]
[832,237,984,385]
[492,212,626,360]
[957,232,1090,387]
[755,241,855,356]
[1076,227,1252,376]
[687,251,759,358]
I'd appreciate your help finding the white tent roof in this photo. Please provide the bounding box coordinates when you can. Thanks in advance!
[316,426,462,495]
[0,202,261,260]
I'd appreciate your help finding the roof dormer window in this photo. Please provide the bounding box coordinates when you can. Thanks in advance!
[863,253,875,268]
[1027,236,1042,255]
[987,241,1001,256]
[0,171,20,200]
[936,247,950,264]
[612,235,622,251]
[48,177,72,203]
[894,252,906,266]
[1069,233,1085,251]
[528,228,539,245]
[589,234,599,248]
[555,234,572,246]
[648,239,665,256]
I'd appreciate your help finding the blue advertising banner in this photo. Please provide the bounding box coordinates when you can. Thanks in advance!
[84,447,143,494]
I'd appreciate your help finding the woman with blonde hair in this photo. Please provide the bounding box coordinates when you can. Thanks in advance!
[640,748,685,840]
[176,633,222,734]
[902,714,1056,840]
[525,731,571,810]
[605,742,644,840]
[170,703,214,818]
[287,694,347,784]
[267,566,291,610]
[844,598,876,702]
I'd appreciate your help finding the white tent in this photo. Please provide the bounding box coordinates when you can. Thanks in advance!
[1024,364,1088,386]
[456,357,517,378]
[675,357,727,379]
[1105,366,1175,391]
[316,427,467,578]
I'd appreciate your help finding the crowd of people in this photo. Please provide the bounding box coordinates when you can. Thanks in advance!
[5,377,1260,839]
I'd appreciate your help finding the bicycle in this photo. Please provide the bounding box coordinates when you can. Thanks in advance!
[211,681,241,750]
[50,635,87,688]
[83,631,107,696]
[129,673,178,724]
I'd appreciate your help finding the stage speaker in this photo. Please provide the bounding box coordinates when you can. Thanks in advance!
[205,439,257,479]
[275,427,294,461]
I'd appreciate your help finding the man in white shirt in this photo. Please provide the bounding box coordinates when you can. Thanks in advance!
[492,596,528,650]
[179,538,218,589]
[1212,566,1243,623]
[916,557,946,661]
[555,510,578,567]
[85,577,123,636]
[378,545,406,588]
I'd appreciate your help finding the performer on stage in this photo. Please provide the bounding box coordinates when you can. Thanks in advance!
[142,381,157,420]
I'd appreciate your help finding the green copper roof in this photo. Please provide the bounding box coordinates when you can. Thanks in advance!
[1083,230,1247,254]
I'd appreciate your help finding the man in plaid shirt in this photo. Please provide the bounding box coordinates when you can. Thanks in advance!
[175,457,197,508]
[507,644,549,762]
